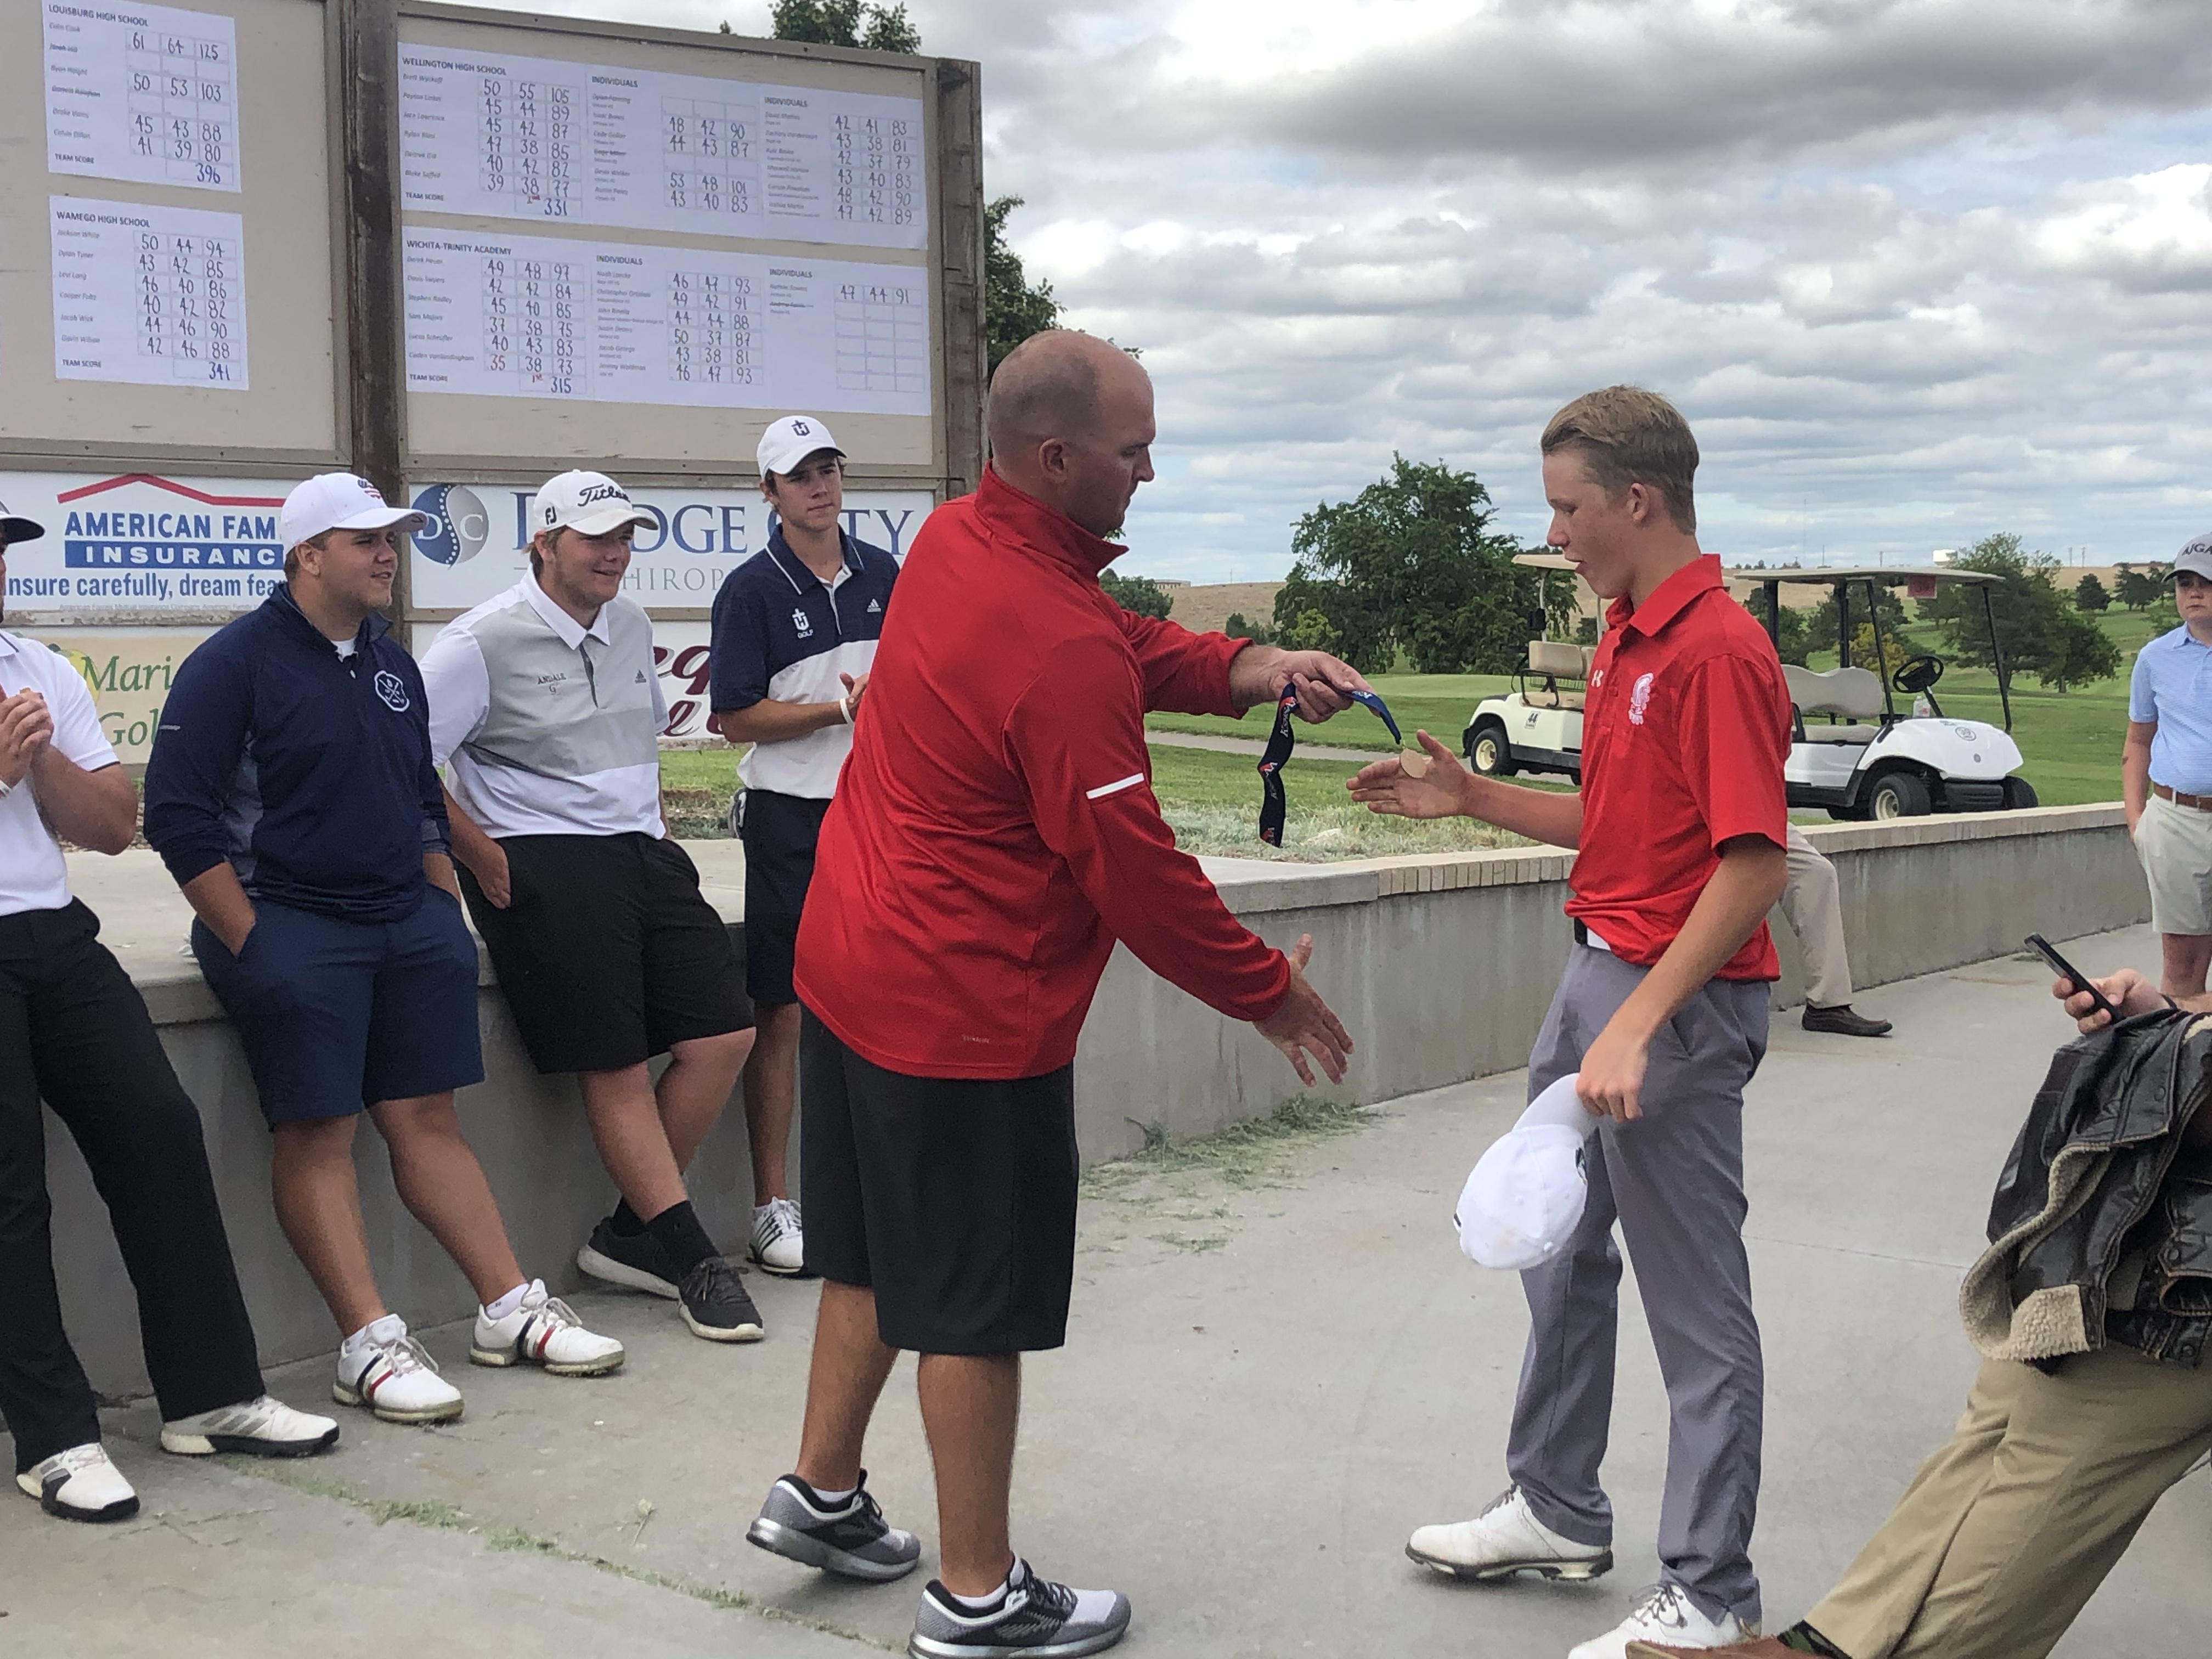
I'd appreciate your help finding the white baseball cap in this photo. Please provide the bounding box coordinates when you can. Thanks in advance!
[279,472,425,551]
[758,415,844,480]
[533,470,657,539]
[1453,1074,1599,1272]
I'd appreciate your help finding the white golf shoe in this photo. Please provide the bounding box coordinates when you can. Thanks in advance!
[1406,1485,1613,1582]
[18,1443,139,1522]
[1572,1582,1753,1658]
[334,1314,465,1424]
[469,1280,625,1376]
[161,1394,340,1458]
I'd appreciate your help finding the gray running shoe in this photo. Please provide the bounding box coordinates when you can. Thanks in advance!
[747,1471,921,1582]
[909,1558,1131,1659]
[679,1256,764,1343]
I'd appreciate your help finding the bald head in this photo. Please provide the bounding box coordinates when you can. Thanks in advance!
[986,331,1157,539]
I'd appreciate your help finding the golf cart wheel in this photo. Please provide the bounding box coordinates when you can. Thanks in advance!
[1866,771,1932,821]
[2001,777,2039,811]
[1467,719,1517,777]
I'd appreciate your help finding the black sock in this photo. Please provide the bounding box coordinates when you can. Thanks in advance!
[644,1199,720,1277]
[1780,1625,1851,1659]
[608,1199,646,1237]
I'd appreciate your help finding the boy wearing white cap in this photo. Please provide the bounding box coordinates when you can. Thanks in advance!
[709,418,900,1278]
[423,471,763,1343]
[145,473,624,1426]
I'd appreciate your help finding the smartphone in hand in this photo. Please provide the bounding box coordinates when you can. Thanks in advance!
[2025,933,2119,1024]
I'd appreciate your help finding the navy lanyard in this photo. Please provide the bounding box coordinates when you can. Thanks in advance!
[1257,685,1401,845]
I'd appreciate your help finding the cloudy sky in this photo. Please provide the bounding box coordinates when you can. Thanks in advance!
[501,0,2210,582]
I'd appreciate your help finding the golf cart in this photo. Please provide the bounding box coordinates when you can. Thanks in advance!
[1462,554,1596,783]
[1463,561,2038,820]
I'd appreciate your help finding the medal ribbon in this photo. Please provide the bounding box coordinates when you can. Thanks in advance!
[1257,685,1402,846]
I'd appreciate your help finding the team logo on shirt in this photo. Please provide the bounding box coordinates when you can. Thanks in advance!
[374,669,411,712]
[867,599,882,613]
[1590,668,1605,690]
[792,607,813,639]
[1627,672,1655,726]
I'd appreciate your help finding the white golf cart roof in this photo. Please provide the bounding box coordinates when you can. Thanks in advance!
[1725,566,2002,586]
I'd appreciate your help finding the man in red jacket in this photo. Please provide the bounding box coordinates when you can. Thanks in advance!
[743,330,1358,1658]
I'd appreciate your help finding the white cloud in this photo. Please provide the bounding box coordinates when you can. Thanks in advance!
[476,0,2212,578]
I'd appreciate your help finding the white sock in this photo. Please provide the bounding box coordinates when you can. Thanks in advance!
[483,1282,532,1322]
[809,1482,856,1506]
[948,1574,1011,1612]
[342,1314,403,1357]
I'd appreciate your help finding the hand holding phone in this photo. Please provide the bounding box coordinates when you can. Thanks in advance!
[2025,933,2119,1024]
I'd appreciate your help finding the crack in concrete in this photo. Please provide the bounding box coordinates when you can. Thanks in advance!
[213,1459,900,1652]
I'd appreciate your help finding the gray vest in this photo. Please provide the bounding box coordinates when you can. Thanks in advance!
[461,591,661,780]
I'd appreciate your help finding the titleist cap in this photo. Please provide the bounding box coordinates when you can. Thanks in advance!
[534,470,657,539]
[1454,1073,1598,1272]
[279,473,425,551]
[758,414,843,480]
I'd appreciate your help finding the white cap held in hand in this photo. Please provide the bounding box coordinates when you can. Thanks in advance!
[1454,1073,1600,1271]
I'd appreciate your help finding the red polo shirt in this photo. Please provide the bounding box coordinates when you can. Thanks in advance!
[793,467,1293,1079]
[1565,553,1791,981]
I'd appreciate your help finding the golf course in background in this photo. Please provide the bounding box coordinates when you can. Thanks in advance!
[661,603,2155,861]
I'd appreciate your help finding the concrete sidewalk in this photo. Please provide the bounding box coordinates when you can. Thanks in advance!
[5,924,2203,1656]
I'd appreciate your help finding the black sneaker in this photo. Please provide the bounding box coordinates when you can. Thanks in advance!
[679,1255,764,1342]
[747,1471,922,1582]
[909,1558,1131,1658]
[575,1218,679,1299]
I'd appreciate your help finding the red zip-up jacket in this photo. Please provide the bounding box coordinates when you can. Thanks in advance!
[793,467,1294,1080]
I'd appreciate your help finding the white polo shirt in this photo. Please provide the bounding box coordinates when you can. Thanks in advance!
[0,629,120,917]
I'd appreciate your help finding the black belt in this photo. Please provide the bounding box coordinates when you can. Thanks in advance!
[1256,684,1403,846]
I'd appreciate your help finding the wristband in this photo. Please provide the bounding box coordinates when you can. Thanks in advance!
[838,690,855,725]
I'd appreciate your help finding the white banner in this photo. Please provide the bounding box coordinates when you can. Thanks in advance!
[0,470,291,613]
[405,480,934,613]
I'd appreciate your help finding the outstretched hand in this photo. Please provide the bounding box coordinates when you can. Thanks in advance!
[1254,933,1353,1086]
[1347,730,1469,820]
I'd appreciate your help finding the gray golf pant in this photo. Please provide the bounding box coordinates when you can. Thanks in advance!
[1506,941,1770,1626]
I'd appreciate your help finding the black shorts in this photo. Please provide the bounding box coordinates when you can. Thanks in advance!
[738,788,830,1006]
[459,833,753,1075]
[800,1011,1079,1355]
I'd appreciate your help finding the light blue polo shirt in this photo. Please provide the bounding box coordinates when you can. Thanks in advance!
[2129,623,2212,794]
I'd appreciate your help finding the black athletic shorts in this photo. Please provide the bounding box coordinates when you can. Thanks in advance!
[459,832,753,1075]
[800,1011,1080,1355]
[738,788,831,1006]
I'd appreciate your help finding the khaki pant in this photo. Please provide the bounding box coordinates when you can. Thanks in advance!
[1780,825,1852,1007]
[2136,791,2212,937]
[1808,1345,2212,1659]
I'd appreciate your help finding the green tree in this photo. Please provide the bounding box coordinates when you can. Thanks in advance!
[1742,586,1810,666]
[985,196,1063,374]
[1804,583,1905,661]
[2039,606,2123,692]
[1925,533,2120,696]
[766,0,919,52]
[2073,572,2112,612]
[1275,456,1532,676]
[1098,568,1172,620]
[2114,564,2166,611]
[1223,610,1273,646]
[1277,609,1341,654]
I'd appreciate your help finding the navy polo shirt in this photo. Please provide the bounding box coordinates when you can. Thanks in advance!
[709,528,898,799]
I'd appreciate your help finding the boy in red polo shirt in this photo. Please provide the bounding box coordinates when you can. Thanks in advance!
[1352,387,1791,1659]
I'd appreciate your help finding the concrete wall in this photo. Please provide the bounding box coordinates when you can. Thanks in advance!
[44,805,2147,1394]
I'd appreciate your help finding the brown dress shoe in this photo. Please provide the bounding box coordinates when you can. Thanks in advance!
[1624,1638,1798,1658]
[1802,1003,1892,1037]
